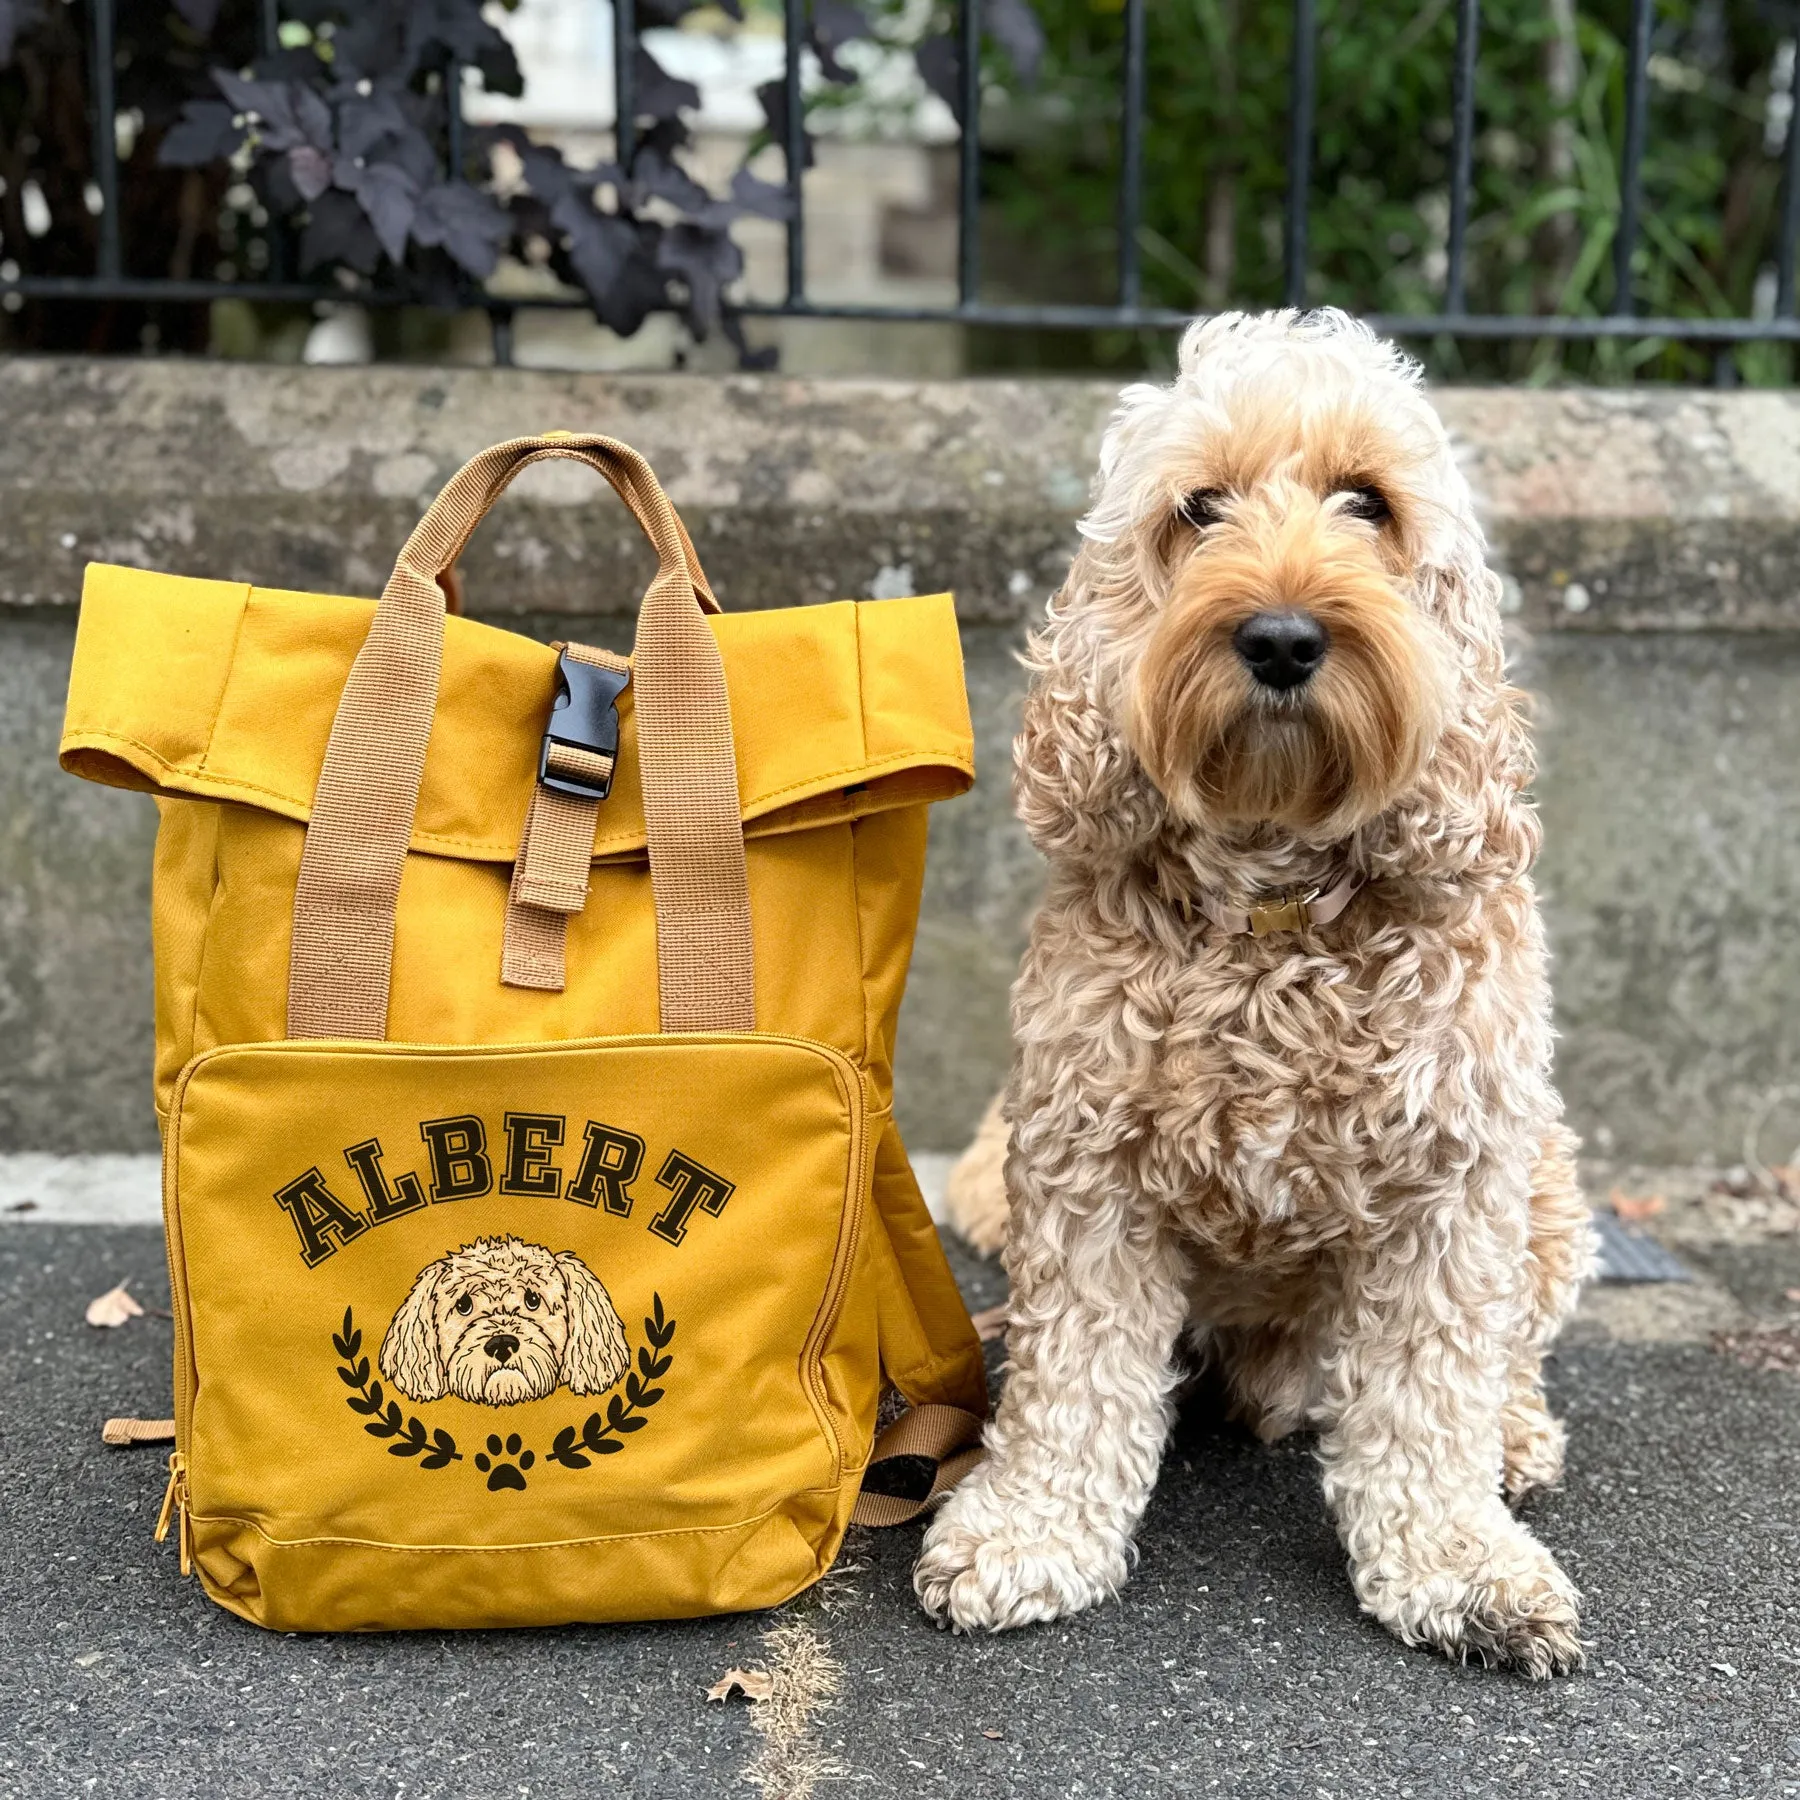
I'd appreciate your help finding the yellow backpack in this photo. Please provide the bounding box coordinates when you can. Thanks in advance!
[60,433,987,1632]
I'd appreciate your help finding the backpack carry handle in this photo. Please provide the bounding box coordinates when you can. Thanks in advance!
[286,433,756,1042]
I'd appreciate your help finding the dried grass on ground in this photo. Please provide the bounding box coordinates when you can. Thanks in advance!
[743,1619,844,1800]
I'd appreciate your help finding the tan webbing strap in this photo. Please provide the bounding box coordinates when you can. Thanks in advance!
[500,643,628,992]
[102,1416,176,1446]
[850,1403,987,1528]
[287,435,754,1038]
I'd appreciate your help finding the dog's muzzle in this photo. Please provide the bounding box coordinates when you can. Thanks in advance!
[447,1313,560,1405]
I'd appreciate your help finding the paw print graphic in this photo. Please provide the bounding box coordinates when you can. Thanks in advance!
[474,1433,535,1492]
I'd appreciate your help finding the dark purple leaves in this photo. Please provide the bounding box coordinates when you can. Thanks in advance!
[809,0,872,85]
[171,0,225,34]
[658,221,743,339]
[0,0,40,66]
[214,72,334,156]
[335,87,412,164]
[631,46,700,122]
[915,0,1044,122]
[730,166,795,222]
[914,35,960,118]
[632,144,713,217]
[338,159,419,262]
[755,79,814,171]
[300,188,382,275]
[157,99,245,168]
[288,144,334,202]
[411,181,510,278]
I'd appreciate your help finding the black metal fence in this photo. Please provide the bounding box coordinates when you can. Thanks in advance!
[8,0,1800,364]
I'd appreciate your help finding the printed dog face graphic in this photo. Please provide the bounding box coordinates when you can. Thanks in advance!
[379,1236,629,1407]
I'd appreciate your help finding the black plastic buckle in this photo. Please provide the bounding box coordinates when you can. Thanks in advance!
[539,649,630,802]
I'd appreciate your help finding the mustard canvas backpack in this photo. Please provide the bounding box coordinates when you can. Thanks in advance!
[59,432,988,1632]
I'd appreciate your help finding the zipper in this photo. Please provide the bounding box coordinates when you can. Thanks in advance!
[154,1452,192,1576]
[799,1068,875,1478]
[159,1087,198,1490]
[156,1081,199,1572]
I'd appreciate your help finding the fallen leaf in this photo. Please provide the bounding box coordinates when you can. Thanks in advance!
[85,1283,144,1328]
[970,1303,1008,1343]
[1712,1324,1800,1376]
[981,1728,1004,1740]
[5,1198,37,1213]
[1609,1188,1666,1222]
[1784,1288,1800,1305]
[72,1651,104,1669]
[707,1667,774,1704]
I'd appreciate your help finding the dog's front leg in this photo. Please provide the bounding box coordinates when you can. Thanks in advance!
[1317,1203,1585,1678]
[914,1136,1189,1632]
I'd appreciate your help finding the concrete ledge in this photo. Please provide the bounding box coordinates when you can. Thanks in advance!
[3,360,1799,1162]
[6,359,1800,631]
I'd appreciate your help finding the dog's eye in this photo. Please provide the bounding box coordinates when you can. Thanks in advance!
[523,1289,540,1311]
[1177,487,1227,530]
[1337,485,1391,524]
[454,1294,473,1316]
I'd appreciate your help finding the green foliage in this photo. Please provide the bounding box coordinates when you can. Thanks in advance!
[974,0,1797,381]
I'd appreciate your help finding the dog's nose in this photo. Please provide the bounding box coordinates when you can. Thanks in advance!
[1234,609,1329,690]
[485,1334,518,1363]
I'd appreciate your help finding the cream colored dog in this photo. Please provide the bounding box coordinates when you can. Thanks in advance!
[381,1235,630,1407]
[920,310,1596,1677]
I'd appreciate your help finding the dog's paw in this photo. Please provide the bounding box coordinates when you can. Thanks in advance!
[1501,1394,1567,1506]
[1359,1523,1585,1679]
[914,1491,1128,1632]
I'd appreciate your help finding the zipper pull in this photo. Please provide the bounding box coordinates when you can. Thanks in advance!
[154,1452,192,1575]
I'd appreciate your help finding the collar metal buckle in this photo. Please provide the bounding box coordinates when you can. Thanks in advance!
[539,649,630,802]
[1248,887,1319,936]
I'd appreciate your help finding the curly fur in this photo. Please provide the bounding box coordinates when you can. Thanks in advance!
[921,310,1598,1678]
[380,1235,629,1408]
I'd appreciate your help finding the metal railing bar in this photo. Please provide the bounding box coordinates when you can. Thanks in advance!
[446,59,465,180]
[740,304,1800,341]
[1612,0,1654,317]
[256,1,294,282]
[613,0,637,170]
[958,0,982,309]
[490,305,516,367]
[1116,0,1147,311]
[89,0,123,280]
[1444,0,1480,315]
[1778,49,1800,318]
[11,272,1797,341]
[1283,0,1315,309]
[784,0,806,304]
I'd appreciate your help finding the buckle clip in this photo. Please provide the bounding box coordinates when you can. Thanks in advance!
[1248,887,1318,937]
[539,649,630,802]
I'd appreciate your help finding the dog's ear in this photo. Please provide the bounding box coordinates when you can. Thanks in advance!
[1365,544,1540,886]
[1013,548,1167,867]
[380,1261,448,1403]
[556,1253,629,1395]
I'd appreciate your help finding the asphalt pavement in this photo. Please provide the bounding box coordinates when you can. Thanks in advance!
[3,1222,1797,1800]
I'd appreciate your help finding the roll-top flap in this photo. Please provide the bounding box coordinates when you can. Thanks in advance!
[60,564,974,862]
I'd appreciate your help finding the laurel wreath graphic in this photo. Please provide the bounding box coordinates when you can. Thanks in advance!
[334,1307,461,1470]
[546,1294,676,1469]
[331,1294,675,1490]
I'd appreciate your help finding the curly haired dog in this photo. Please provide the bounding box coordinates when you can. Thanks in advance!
[380,1235,630,1407]
[919,310,1596,1678]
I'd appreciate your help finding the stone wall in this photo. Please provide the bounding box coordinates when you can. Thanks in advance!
[3,359,1797,1161]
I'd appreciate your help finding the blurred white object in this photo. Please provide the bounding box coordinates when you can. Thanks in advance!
[303,305,374,365]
